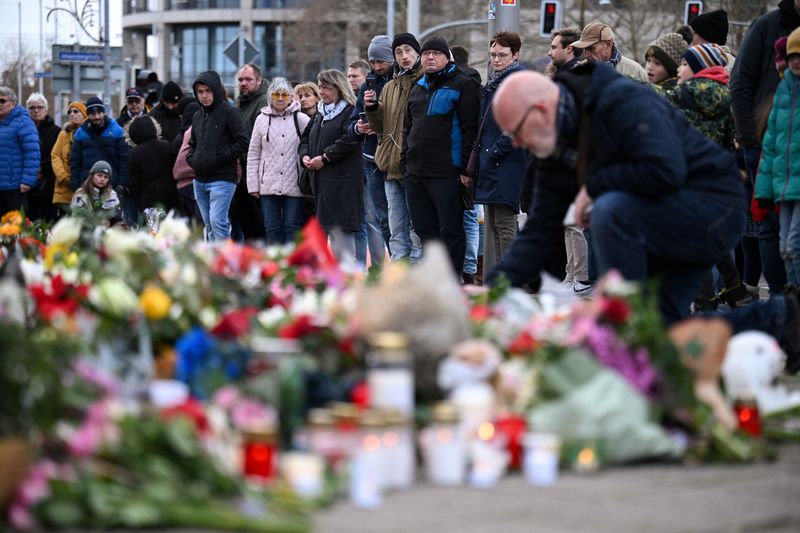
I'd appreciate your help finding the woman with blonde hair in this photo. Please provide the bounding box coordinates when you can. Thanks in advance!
[247,77,310,245]
[294,81,321,117]
[298,69,363,265]
[51,100,87,213]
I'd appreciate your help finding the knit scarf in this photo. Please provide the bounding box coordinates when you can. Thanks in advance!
[605,44,622,69]
[488,60,520,87]
[318,99,348,122]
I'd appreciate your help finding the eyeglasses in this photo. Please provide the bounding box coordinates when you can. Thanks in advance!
[28,105,45,110]
[68,109,82,115]
[272,93,291,99]
[490,52,511,60]
[502,102,539,141]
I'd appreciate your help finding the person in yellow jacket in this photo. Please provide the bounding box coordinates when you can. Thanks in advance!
[50,101,87,212]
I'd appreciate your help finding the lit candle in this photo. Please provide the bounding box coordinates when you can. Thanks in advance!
[734,396,762,437]
[421,403,466,486]
[574,445,600,473]
[381,409,414,490]
[242,425,278,481]
[349,410,384,509]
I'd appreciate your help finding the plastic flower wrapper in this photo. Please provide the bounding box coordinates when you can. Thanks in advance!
[143,207,166,233]
[354,242,471,399]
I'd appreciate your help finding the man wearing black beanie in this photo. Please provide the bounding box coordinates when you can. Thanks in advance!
[149,80,184,143]
[400,34,480,277]
[690,9,729,46]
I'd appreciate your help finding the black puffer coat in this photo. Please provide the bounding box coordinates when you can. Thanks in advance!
[298,103,363,232]
[127,115,179,212]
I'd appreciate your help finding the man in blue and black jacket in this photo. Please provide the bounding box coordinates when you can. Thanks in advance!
[400,35,480,275]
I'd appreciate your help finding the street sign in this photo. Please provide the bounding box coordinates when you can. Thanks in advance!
[223,35,260,67]
[34,72,52,78]
[57,51,103,62]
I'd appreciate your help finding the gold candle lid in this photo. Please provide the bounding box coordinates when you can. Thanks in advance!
[431,402,459,423]
[369,331,409,350]
[308,408,335,427]
[330,402,360,421]
[242,423,277,442]
[359,410,386,428]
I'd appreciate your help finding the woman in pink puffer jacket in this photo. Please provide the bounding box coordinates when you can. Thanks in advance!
[246,77,310,245]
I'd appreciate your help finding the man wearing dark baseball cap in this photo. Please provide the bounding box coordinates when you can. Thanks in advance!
[572,21,647,81]
[117,86,149,128]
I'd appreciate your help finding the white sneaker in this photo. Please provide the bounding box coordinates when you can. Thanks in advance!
[573,281,593,296]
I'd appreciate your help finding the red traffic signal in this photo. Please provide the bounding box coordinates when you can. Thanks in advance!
[540,1,561,38]
[684,1,703,25]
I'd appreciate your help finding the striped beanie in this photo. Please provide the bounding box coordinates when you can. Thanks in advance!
[682,43,728,74]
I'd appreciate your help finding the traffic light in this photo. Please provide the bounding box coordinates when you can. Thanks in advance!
[540,1,561,38]
[684,1,703,25]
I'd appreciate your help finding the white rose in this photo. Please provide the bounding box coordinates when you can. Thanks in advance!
[49,216,82,247]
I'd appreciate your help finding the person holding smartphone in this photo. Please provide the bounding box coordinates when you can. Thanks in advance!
[348,35,396,268]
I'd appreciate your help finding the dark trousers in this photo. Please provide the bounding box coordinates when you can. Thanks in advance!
[0,190,26,215]
[405,175,466,274]
[740,147,786,293]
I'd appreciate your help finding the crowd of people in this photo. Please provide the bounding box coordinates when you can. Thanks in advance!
[3,3,800,372]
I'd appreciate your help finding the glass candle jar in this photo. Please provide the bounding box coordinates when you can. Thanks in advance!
[421,402,466,486]
[349,410,385,509]
[522,432,561,486]
[734,396,762,437]
[381,409,415,490]
[242,425,278,481]
[366,332,414,416]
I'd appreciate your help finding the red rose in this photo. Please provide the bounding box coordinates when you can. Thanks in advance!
[507,331,540,355]
[277,314,318,339]
[469,304,491,323]
[600,297,630,325]
[212,307,257,339]
[161,397,209,434]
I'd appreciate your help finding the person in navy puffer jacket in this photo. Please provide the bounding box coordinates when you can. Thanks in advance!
[70,96,131,223]
[0,86,40,215]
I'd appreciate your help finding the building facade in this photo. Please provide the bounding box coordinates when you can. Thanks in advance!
[122,0,359,92]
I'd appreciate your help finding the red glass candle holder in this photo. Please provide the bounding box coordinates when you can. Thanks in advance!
[734,398,762,438]
[243,428,277,480]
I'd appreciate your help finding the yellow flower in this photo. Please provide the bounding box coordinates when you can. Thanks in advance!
[44,244,68,269]
[0,223,20,237]
[139,285,172,321]
[1,210,23,225]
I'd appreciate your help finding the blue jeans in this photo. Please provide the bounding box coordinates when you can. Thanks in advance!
[194,180,236,241]
[591,190,745,323]
[259,195,305,246]
[740,146,786,293]
[385,179,421,261]
[779,201,800,285]
[356,180,387,267]
[463,208,479,275]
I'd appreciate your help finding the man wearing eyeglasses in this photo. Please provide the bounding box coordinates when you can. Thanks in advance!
[484,66,800,374]
[0,86,39,215]
[70,96,130,222]
[400,35,480,276]
[117,87,150,128]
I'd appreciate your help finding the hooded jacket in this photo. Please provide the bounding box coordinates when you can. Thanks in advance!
[247,100,309,197]
[731,0,800,147]
[187,71,249,184]
[652,66,734,149]
[70,116,129,190]
[489,63,746,289]
[148,102,182,144]
[126,115,179,211]
[401,62,481,178]
[0,104,40,190]
[365,60,423,180]
[756,68,800,202]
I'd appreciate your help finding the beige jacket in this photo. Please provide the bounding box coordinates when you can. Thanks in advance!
[365,63,423,180]
[617,55,648,82]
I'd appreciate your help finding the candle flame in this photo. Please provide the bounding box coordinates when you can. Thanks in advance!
[436,429,453,444]
[577,448,595,465]
[478,422,495,441]
[364,434,381,452]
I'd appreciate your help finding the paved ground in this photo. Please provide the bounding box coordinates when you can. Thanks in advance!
[314,444,800,533]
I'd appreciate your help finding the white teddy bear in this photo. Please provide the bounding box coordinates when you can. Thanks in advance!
[722,331,800,415]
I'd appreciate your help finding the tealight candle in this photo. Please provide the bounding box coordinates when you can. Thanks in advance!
[420,403,466,486]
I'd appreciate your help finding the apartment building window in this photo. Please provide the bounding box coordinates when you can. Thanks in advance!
[171,25,239,90]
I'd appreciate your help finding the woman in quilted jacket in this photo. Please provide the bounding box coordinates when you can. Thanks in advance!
[247,77,310,245]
